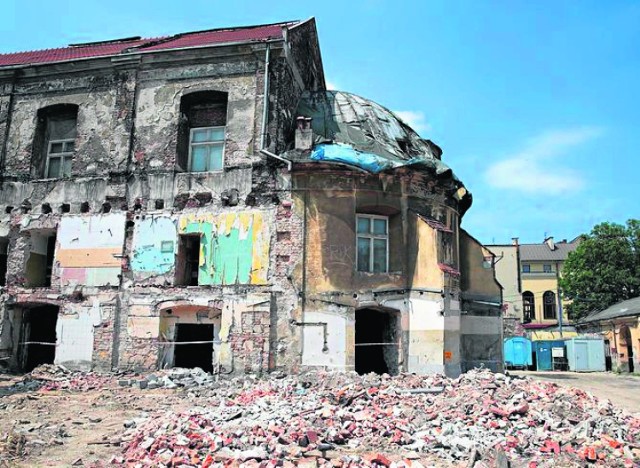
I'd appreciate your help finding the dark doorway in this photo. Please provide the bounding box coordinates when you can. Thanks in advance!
[355,308,398,375]
[175,235,200,286]
[21,305,59,372]
[620,326,634,373]
[173,324,214,373]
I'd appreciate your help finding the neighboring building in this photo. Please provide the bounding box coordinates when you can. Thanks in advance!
[459,230,503,372]
[0,19,501,377]
[576,297,640,373]
[486,241,522,320]
[487,237,580,337]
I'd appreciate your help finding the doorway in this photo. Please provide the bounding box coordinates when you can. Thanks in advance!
[620,326,634,373]
[355,308,399,375]
[173,323,214,373]
[20,305,59,371]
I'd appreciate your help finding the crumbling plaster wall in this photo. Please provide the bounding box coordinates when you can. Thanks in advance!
[3,71,134,178]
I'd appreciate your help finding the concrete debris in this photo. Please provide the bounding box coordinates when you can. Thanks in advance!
[112,369,640,467]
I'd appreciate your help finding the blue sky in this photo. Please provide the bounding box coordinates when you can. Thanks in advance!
[2,1,638,244]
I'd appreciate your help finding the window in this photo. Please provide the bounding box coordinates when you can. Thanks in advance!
[356,215,388,273]
[177,91,228,172]
[543,264,552,273]
[189,127,224,172]
[522,264,530,273]
[543,291,557,319]
[33,104,78,179]
[522,291,534,323]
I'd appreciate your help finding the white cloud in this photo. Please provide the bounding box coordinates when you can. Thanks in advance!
[484,127,604,195]
[393,110,432,135]
[325,80,338,90]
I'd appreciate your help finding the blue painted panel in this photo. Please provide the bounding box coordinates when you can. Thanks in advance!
[131,217,177,275]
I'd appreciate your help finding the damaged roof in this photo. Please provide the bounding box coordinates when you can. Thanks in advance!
[285,91,469,203]
[0,21,294,68]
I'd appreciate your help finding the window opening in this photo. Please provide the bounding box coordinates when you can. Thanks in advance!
[356,215,388,273]
[543,291,557,319]
[35,105,78,179]
[177,92,228,172]
[25,232,56,287]
[522,264,530,273]
[522,291,534,323]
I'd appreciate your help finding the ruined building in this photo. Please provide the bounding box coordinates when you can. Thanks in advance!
[0,19,502,376]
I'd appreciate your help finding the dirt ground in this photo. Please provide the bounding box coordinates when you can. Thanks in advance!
[0,374,196,467]
[510,371,640,414]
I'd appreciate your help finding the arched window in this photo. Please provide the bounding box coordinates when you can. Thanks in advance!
[522,291,534,323]
[177,91,228,172]
[543,291,557,319]
[33,104,78,178]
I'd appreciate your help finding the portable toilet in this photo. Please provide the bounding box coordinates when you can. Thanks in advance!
[504,337,533,369]
[533,340,565,371]
[565,338,606,372]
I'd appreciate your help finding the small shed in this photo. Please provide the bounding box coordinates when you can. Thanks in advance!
[533,340,566,371]
[565,338,606,372]
[504,337,533,369]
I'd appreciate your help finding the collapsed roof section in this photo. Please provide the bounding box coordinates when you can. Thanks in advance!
[283,90,471,210]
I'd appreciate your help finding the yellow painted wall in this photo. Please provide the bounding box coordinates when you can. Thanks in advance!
[412,220,444,290]
[521,261,569,323]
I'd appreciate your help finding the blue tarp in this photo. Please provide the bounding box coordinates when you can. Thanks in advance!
[310,143,436,175]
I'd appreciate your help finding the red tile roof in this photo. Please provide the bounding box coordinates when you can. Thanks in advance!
[0,22,293,68]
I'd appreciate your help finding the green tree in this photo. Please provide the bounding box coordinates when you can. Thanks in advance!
[561,220,640,320]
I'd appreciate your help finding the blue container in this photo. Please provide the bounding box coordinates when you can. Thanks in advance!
[533,340,565,371]
[565,338,606,372]
[504,337,533,369]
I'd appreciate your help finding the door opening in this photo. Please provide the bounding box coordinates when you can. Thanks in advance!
[20,305,59,372]
[176,235,200,286]
[355,308,399,375]
[173,323,214,373]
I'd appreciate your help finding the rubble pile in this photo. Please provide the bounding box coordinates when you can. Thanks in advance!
[118,367,216,390]
[29,364,115,392]
[118,369,640,467]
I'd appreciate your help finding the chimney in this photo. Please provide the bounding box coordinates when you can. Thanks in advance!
[545,236,555,251]
[511,237,519,246]
[295,115,313,151]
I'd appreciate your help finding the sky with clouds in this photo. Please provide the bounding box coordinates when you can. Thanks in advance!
[1,1,638,244]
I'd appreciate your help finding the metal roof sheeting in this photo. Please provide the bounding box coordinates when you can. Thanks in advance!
[519,242,578,261]
[579,296,640,323]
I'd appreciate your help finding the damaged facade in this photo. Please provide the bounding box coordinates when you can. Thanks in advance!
[0,19,501,376]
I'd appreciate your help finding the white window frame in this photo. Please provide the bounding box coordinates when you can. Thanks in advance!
[45,138,75,178]
[187,126,225,173]
[356,214,389,273]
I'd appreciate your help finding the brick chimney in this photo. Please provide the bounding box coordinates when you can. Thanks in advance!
[295,116,313,150]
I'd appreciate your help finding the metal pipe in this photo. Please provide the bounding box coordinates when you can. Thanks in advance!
[260,43,271,151]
